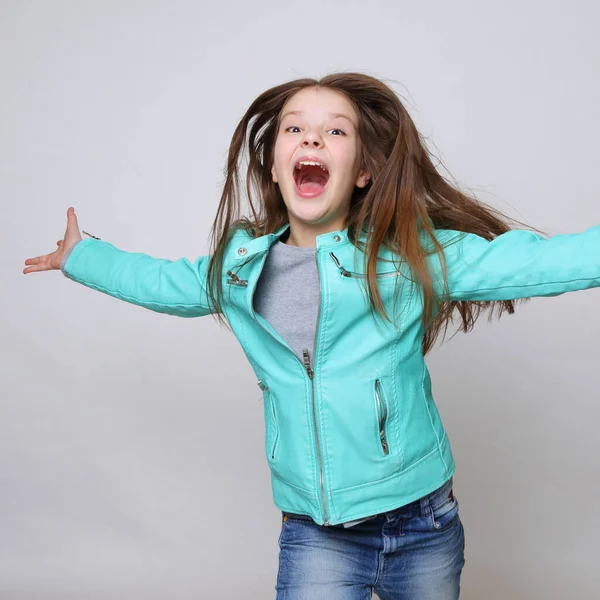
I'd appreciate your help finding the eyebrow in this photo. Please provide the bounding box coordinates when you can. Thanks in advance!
[280,110,356,127]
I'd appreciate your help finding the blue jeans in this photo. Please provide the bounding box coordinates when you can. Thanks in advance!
[275,476,465,599]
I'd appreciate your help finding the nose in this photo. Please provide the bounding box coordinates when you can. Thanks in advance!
[301,129,324,148]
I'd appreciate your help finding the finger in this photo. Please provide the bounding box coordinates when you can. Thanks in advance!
[23,259,50,273]
[67,206,79,230]
[24,256,44,265]
[23,265,44,274]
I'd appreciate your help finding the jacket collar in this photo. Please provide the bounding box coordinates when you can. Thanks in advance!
[230,222,354,262]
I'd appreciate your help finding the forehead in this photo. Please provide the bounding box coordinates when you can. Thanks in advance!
[281,87,358,125]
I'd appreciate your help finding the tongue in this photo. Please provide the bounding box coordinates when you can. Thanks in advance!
[296,165,328,194]
[298,180,326,194]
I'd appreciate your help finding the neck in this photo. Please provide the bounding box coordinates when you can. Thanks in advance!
[284,215,347,248]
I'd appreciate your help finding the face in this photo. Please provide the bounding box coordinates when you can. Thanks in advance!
[270,87,370,238]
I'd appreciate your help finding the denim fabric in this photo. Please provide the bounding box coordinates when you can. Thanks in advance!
[276,477,465,599]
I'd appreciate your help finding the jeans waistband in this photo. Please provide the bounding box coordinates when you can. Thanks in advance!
[282,476,455,524]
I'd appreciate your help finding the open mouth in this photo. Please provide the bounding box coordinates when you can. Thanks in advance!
[293,160,330,197]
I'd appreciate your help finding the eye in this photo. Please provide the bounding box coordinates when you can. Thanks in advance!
[283,126,346,136]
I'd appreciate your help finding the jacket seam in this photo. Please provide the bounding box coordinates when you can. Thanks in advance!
[67,241,214,313]
[63,276,209,310]
[421,362,450,474]
[389,341,403,470]
[332,443,442,494]
[451,276,600,296]
[271,470,313,494]
[335,471,455,524]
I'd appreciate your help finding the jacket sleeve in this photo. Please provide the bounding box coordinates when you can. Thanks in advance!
[60,237,218,317]
[427,224,600,302]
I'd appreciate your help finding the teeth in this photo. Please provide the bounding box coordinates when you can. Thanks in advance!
[295,160,328,172]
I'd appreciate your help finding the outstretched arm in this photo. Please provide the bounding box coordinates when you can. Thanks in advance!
[24,208,217,318]
[428,224,600,302]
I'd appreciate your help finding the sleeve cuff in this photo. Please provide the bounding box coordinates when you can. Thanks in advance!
[60,239,84,274]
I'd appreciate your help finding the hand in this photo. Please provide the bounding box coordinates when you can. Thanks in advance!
[23,207,83,274]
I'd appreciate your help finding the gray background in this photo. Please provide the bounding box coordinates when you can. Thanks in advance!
[4,0,599,598]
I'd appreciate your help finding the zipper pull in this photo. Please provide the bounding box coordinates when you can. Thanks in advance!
[302,349,314,379]
[257,379,269,401]
[227,269,248,286]
[380,433,389,455]
[329,252,351,277]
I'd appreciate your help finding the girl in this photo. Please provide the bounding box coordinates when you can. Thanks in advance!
[23,72,600,599]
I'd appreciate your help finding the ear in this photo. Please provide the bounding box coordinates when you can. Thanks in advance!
[271,163,278,184]
[355,167,371,189]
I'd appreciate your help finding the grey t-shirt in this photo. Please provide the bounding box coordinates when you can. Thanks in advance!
[252,239,319,369]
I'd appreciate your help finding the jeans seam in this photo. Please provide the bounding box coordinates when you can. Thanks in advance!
[374,548,385,587]
[275,520,286,594]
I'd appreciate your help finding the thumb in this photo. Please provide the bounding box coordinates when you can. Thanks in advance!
[67,206,79,228]
[64,206,82,245]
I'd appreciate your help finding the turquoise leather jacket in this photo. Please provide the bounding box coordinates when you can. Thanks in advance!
[61,221,600,525]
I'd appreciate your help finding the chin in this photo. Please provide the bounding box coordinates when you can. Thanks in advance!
[290,196,330,213]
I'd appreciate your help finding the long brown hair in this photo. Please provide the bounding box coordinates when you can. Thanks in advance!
[206,72,544,354]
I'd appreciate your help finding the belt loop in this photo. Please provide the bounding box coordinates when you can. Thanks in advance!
[420,493,431,517]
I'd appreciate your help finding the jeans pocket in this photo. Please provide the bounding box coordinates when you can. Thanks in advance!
[429,487,460,532]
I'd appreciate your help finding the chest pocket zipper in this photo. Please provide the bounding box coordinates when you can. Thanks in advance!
[329,252,403,279]
[374,379,390,455]
[258,380,280,460]
[226,253,259,286]
[226,270,248,286]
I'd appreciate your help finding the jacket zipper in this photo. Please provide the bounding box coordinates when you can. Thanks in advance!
[329,251,402,279]
[374,379,390,455]
[305,248,328,525]
[250,248,329,526]
[302,346,328,526]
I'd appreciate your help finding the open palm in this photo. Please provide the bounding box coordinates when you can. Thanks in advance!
[23,207,83,274]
